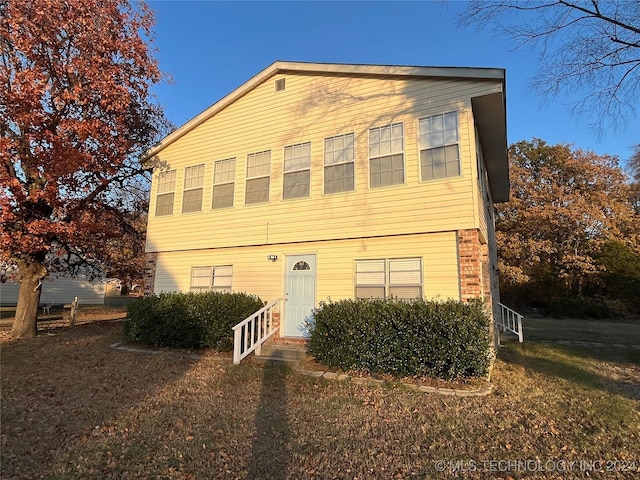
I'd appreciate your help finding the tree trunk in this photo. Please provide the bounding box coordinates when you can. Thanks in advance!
[11,260,48,338]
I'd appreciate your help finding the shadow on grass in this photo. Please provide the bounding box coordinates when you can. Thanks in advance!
[0,322,199,479]
[499,342,640,401]
[246,365,290,479]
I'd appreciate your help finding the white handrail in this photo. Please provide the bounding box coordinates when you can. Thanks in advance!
[232,298,281,364]
[497,303,524,343]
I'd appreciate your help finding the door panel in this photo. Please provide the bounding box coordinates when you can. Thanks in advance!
[284,254,316,337]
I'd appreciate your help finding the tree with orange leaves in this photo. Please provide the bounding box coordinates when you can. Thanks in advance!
[497,139,640,314]
[1,0,170,337]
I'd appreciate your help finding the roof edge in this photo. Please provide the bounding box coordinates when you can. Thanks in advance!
[144,61,505,160]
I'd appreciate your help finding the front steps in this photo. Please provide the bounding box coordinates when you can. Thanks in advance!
[255,342,310,366]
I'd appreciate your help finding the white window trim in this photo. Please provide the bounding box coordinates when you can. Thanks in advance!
[418,110,462,182]
[368,122,406,189]
[282,141,312,200]
[323,132,356,195]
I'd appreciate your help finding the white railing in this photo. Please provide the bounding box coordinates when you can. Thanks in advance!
[232,298,281,365]
[497,303,524,343]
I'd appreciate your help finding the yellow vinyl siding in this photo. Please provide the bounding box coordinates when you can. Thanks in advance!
[152,232,459,303]
[147,73,502,253]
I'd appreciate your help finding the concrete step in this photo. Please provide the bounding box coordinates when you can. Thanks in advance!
[255,343,309,366]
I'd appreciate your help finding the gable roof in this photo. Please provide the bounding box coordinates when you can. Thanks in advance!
[145,61,509,202]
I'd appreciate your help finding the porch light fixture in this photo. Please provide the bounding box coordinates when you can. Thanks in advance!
[267,255,278,262]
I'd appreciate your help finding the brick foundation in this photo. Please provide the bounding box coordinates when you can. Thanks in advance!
[269,312,310,344]
[458,229,483,302]
[143,252,158,296]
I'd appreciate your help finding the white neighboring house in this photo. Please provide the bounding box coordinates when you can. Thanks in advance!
[0,271,106,306]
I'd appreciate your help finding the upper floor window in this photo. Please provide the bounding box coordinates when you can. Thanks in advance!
[245,150,271,204]
[369,123,404,188]
[182,164,205,213]
[324,133,355,194]
[212,158,236,209]
[283,142,311,199]
[419,111,460,180]
[155,169,176,217]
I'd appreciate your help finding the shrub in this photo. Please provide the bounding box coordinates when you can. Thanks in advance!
[307,298,491,380]
[123,291,264,350]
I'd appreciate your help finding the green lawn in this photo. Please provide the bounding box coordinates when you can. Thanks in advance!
[1,315,638,479]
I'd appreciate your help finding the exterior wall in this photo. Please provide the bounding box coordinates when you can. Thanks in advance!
[145,73,503,255]
[152,231,460,304]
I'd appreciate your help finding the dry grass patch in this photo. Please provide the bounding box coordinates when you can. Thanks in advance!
[1,316,639,479]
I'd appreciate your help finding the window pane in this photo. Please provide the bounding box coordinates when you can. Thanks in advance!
[389,258,421,271]
[445,144,459,162]
[212,183,234,209]
[431,146,446,164]
[356,286,385,299]
[324,138,333,154]
[324,163,354,194]
[430,130,445,147]
[283,170,310,199]
[247,151,271,178]
[370,154,404,188]
[155,192,174,216]
[214,158,235,184]
[444,128,458,144]
[182,188,203,213]
[184,164,205,189]
[245,177,270,204]
[391,123,403,139]
[285,142,311,172]
[356,260,385,285]
[214,266,232,277]
[444,111,457,130]
[447,161,460,177]
[433,163,447,179]
[431,115,443,132]
[333,135,343,152]
[389,286,422,299]
[191,267,211,288]
[213,274,232,288]
[357,259,385,272]
[157,170,176,194]
[419,111,458,151]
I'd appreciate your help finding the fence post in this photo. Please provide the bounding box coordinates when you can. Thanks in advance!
[68,296,78,327]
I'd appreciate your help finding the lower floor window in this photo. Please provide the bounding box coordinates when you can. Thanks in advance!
[190,266,232,292]
[355,258,422,299]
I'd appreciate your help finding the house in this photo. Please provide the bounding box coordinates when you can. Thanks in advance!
[0,273,106,306]
[143,61,509,340]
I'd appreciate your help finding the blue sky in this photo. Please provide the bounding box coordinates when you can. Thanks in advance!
[147,0,638,164]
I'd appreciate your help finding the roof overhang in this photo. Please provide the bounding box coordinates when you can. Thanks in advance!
[143,61,508,162]
[471,91,509,202]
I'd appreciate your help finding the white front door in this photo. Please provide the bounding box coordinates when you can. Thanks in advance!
[284,254,316,337]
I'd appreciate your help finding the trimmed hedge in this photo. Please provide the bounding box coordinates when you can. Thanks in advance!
[123,291,264,350]
[307,298,491,380]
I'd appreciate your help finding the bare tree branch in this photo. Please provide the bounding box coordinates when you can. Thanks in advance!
[460,0,640,133]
